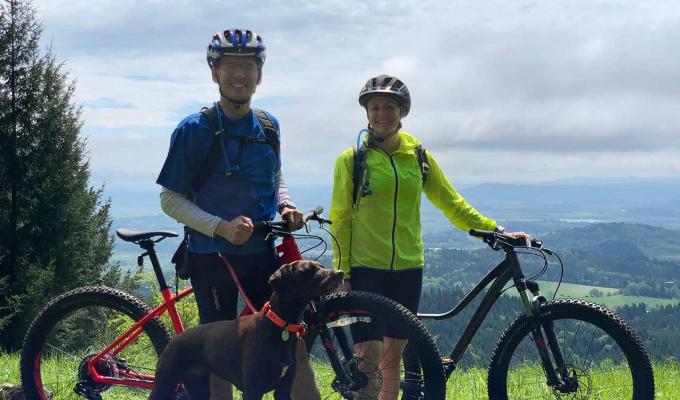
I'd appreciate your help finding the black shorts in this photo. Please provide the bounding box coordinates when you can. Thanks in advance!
[188,250,280,324]
[349,267,423,341]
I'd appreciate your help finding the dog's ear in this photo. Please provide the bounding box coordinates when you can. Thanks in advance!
[268,262,296,294]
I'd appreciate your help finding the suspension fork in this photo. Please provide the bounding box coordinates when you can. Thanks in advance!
[509,251,568,387]
[309,300,355,385]
[527,282,570,383]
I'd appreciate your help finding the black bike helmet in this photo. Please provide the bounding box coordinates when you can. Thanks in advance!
[358,74,411,117]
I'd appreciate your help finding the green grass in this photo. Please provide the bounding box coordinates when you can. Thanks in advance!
[3,351,679,399]
[445,360,680,399]
[507,281,680,308]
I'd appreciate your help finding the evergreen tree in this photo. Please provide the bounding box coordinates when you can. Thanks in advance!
[0,0,114,350]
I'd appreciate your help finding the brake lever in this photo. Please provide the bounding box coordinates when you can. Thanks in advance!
[484,236,502,251]
[265,229,292,241]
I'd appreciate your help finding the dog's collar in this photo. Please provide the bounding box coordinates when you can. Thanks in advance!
[262,301,308,339]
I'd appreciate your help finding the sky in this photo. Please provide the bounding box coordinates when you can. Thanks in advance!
[33,0,680,200]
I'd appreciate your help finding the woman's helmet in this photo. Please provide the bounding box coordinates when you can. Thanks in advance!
[358,74,411,117]
[206,29,266,68]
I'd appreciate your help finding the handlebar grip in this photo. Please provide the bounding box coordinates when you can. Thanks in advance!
[252,221,268,234]
[253,220,289,234]
[469,229,491,239]
[470,229,543,249]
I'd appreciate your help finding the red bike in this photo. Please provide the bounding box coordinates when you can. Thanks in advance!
[19,208,446,399]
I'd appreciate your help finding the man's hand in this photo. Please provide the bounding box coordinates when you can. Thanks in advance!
[281,207,305,231]
[215,216,254,245]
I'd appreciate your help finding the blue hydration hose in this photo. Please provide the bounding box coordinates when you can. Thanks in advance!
[354,128,372,203]
[215,102,240,175]
[356,128,369,149]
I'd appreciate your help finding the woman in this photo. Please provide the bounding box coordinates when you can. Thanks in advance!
[329,74,529,399]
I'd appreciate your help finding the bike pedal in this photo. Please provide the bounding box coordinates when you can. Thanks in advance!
[74,382,103,400]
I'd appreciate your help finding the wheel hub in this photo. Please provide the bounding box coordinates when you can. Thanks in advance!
[75,353,120,397]
[333,357,382,399]
[552,365,592,397]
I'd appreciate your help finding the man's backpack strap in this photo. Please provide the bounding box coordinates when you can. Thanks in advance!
[253,108,280,157]
[191,106,280,197]
[415,144,430,186]
[190,107,222,197]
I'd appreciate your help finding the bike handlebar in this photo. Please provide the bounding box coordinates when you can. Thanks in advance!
[253,206,331,235]
[469,229,543,250]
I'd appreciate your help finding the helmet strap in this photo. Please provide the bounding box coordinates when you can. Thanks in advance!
[219,87,249,109]
[215,72,250,109]
[367,122,401,144]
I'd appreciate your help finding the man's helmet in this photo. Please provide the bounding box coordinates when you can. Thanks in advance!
[207,29,266,68]
[358,74,411,117]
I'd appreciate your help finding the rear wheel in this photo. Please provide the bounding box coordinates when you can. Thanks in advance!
[488,299,654,399]
[304,290,446,400]
[20,286,171,399]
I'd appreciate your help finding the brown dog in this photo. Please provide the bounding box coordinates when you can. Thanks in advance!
[148,260,344,400]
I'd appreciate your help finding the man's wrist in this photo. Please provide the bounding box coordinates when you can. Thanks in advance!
[278,201,296,214]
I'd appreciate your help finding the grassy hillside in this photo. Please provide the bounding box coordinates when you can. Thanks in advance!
[2,351,678,399]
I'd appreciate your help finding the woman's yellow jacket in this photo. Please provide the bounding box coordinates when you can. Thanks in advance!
[329,131,497,279]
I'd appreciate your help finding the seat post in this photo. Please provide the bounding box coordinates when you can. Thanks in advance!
[139,239,170,291]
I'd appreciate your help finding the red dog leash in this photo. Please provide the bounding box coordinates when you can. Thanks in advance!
[217,253,258,314]
[217,236,304,317]
[217,248,308,340]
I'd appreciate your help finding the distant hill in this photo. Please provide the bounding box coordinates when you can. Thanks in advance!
[542,222,680,262]
[459,178,680,226]
[422,222,680,296]
[104,178,680,229]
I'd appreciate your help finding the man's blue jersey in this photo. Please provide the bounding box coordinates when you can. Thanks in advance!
[157,106,280,254]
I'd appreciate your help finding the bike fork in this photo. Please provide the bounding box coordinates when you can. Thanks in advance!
[526,291,570,389]
[309,301,355,386]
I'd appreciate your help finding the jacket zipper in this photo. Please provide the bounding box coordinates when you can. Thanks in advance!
[386,152,399,271]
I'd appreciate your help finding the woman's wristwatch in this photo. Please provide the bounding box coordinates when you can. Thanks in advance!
[494,225,506,233]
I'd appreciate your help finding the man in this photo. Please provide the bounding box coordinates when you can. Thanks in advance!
[157,28,316,399]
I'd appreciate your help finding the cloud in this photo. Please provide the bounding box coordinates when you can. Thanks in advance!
[85,97,135,109]
[34,0,680,189]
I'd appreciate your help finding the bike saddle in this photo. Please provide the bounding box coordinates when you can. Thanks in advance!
[116,228,178,243]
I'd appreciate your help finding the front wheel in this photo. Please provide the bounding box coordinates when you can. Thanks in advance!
[488,299,654,399]
[20,286,171,399]
[304,290,446,400]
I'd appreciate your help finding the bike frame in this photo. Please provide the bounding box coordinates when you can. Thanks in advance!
[417,245,554,379]
[84,234,307,390]
[86,238,193,389]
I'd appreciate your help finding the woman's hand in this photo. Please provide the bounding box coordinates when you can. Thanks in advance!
[504,231,534,247]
